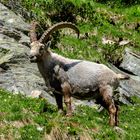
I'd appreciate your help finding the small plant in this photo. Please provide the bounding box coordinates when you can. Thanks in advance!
[20,125,43,140]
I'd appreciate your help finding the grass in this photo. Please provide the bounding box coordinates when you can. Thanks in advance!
[0,89,140,140]
[45,0,140,64]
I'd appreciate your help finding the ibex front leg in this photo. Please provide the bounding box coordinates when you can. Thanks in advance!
[54,92,63,113]
[54,65,72,116]
[61,82,72,116]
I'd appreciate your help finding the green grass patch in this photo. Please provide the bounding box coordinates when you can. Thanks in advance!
[0,89,140,139]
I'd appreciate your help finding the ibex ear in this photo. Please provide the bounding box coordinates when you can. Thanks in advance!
[44,41,51,51]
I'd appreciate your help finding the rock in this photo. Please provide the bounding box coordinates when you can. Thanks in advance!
[118,75,140,104]
[114,126,126,138]
[30,90,42,98]
[114,48,140,104]
[120,48,140,76]
[0,3,29,32]
[108,62,140,104]
[125,22,140,31]
[0,3,55,105]
[102,36,115,45]
[119,40,130,46]
[0,26,21,41]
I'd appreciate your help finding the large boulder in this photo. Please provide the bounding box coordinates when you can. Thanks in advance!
[120,48,140,76]
[118,75,140,104]
[0,3,55,104]
[117,48,140,104]
[108,48,140,104]
[0,3,29,32]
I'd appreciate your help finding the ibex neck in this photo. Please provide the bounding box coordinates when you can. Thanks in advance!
[36,51,66,80]
[36,51,52,80]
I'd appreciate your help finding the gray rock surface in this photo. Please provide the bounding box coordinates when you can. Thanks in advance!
[116,48,140,104]
[108,57,140,104]
[0,3,29,32]
[118,75,140,104]
[0,3,55,104]
[120,48,140,76]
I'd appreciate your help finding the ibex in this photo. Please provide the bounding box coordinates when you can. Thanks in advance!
[29,21,129,126]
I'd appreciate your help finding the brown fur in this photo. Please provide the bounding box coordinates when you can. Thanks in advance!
[98,84,117,126]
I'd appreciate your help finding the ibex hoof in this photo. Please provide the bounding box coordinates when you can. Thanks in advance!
[66,112,73,117]
[58,109,64,115]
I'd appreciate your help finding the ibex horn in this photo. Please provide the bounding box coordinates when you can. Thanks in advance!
[29,20,38,42]
[39,22,80,43]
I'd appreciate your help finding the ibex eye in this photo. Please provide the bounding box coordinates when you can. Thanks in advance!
[39,47,44,52]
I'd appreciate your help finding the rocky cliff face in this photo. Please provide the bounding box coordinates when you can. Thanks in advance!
[0,3,55,103]
[118,48,140,103]
[0,3,140,105]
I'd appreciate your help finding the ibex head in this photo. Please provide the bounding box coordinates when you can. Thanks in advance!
[29,21,80,62]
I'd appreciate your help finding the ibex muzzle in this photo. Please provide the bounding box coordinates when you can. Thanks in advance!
[29,41,45,62]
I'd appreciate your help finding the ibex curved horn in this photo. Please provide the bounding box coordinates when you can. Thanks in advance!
[29,20,38,42]
[39,22,80,43]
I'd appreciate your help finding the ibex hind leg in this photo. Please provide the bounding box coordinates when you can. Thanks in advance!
[115,104,119,126]
[99,85,117,126]
[61,81,72,116]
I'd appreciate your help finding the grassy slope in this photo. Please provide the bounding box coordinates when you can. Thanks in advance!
[0,89,140,140]
[58,2,140,65]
